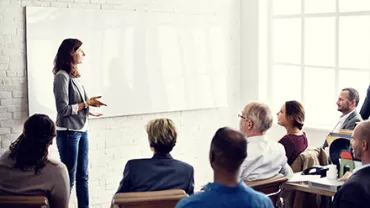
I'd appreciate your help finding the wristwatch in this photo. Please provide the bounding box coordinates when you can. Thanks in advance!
[84,101,89,109]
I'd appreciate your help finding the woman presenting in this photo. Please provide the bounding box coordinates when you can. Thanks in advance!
[53,38,106,208]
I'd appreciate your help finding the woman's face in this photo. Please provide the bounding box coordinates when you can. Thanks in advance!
[74,47,85,64]
[277,104,288,127]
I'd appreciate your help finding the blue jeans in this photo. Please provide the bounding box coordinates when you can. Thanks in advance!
[56,131,89,208]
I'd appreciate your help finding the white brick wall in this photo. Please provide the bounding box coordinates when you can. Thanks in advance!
[0,0,240,207]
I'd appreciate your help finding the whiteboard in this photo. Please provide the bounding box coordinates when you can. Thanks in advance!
[26,7,229,118]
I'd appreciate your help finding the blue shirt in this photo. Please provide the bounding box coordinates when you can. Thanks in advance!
[176,182,274,208]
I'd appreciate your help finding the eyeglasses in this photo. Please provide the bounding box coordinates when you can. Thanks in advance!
[238,112,246,120]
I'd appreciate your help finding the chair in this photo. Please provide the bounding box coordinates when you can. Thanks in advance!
[0,196,49,208]
[288,148,330,208]
[291,147,329,173]
[245,175,288,207]
[111,189,188,208]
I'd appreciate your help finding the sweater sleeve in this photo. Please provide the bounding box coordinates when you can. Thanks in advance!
[49,163,70,208]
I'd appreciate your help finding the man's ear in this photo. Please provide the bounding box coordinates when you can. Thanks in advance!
[350,99,356,108]
[248,120,254,130]
[363,140,369,152]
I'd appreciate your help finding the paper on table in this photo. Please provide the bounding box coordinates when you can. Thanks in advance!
[288,174,321,183]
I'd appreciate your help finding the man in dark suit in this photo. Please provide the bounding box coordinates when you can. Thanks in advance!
[332,121,370,208]
[360,85,370,120]
[323,88,362,148]
[116,118,194,195]
[334,88,362,131]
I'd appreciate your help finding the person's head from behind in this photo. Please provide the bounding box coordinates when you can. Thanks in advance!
[9,114,56,174]
[239,102,273,137]
[336,88,359,115]
[277,100,305,131]
[53,38,85,77]
[146,118,177,154]
[351,121,370,162]
[209,127,247,176]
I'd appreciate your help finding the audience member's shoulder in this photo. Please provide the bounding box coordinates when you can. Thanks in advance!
[0,150,10,160]
[279,135,293,143]
[47,157,67,171]
[251,189,272,205]
[173,159,193,170]
[241,185,274,207]
[125,158,152,167]
[175,192,205,208]
[359,166,370,174]
[337,178,364,197]
[45,158,68,179]
[276,142,286,152]
[347,168,370,183]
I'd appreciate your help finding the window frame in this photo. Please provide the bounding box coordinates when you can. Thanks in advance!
[265,0,370,128]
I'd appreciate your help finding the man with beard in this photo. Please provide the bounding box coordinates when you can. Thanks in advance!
[323,88,362,148]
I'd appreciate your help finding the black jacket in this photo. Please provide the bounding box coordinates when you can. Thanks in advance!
[332,165,370,208]
[116,153,194,195]
[360,85,370,120]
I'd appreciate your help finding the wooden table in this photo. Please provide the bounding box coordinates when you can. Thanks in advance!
[283,181,336,208]
[284,181,336,197]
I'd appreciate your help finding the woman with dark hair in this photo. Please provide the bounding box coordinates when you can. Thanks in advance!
[277,101,308,165]
[0,114,69,208]
[53,38,106,208]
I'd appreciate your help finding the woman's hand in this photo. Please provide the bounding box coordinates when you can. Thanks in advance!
[86,96,107,107]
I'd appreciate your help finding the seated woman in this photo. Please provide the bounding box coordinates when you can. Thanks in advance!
[277,101,308,165]
[0,114,69,208]
[116,118,194,195]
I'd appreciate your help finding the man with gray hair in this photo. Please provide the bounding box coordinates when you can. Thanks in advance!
[239,102,292,181]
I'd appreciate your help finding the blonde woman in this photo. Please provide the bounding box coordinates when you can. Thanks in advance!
[116,118,194,194]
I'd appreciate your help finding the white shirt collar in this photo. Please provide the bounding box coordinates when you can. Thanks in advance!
[340,110,355,122]
[353,163,370,174]
[333,110,355,132]
[246,135,267,143]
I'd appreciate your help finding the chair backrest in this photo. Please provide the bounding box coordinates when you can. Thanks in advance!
[111,189,188,208]
[0,196,49,208]
[245,175,288,207]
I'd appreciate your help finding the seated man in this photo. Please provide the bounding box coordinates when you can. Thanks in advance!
[239,102,292,181]
[324,88,362,148]
[116,118,194,194]
[176,127,273,208]
[332,121,370,208]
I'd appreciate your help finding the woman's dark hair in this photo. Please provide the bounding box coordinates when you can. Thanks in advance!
[9,114,56,174]
[53,38,82,77]
[285,100,305,130]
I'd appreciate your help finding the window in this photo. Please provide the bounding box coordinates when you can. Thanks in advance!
[261,0,370,129]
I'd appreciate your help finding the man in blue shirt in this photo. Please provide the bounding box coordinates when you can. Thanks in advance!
[176,127,274,208]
